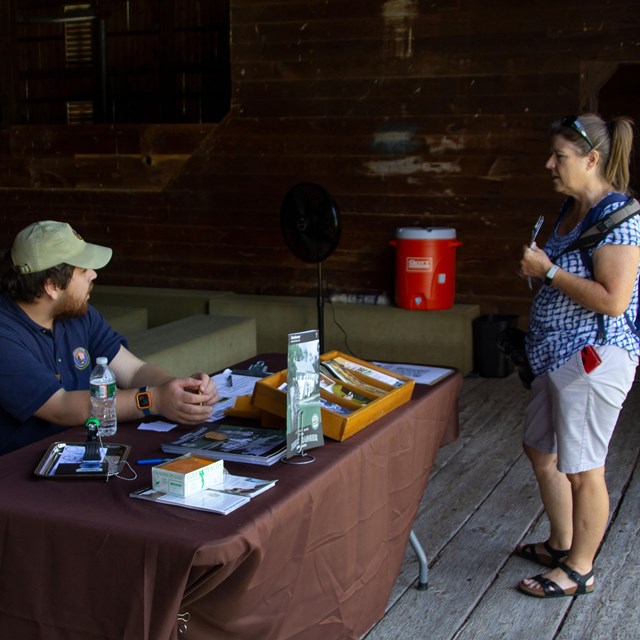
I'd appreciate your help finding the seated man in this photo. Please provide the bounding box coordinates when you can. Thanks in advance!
[0,220,220,455]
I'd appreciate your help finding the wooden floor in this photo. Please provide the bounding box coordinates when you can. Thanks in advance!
[363,372,640,640]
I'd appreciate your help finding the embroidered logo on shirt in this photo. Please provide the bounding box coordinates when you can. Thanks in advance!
[73,347,90,370]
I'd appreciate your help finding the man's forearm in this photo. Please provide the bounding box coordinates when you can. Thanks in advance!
[128,363,175,389]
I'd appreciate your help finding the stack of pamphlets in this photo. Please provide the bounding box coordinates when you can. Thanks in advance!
[279,378,353,415]
[214,473,277,497]
[319,373,372,405]
[319,397,352,415]
[320,360,386,396]
[161,424,287,466]
[130,473,278,515]
[331,356,405,387]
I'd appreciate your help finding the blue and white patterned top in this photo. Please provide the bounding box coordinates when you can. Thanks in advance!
[527,194,640,376]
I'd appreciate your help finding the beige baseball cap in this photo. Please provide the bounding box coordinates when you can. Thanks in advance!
[11,221,112,274]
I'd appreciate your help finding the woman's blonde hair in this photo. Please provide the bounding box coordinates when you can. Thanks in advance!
[550,113,635,194]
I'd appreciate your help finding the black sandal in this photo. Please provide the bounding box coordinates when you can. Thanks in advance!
[515,540,569,568]
[518,562,595,598]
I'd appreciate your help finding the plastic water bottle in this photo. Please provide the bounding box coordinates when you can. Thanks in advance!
[90,357,117,437]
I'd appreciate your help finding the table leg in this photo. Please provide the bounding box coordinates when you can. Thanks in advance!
[409,529,429,590]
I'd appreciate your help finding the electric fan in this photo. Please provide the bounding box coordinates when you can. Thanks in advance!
[280,182,341,352]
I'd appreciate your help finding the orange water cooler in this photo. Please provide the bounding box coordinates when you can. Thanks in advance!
[391,227,462,310]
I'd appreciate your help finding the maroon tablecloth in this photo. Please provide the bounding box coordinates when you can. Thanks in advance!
[0,356,461,640]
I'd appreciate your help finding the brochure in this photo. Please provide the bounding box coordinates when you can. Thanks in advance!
[320,361,385,396]
[161,424,287,466]
[130,485,250,515]
[320,397,352,415]
[130,472,277,514]
[286,330,324,457]
[372,362,455,385]
[319,373,372,405]
[278,379,353,415]
[332,356,405,387]
[215,473,277,497]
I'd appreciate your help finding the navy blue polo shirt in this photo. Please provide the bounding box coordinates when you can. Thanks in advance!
[0,294,127,455]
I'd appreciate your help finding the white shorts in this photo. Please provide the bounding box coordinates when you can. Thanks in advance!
[523,345,638,474]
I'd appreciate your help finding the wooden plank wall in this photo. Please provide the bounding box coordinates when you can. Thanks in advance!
[1,0,639,323]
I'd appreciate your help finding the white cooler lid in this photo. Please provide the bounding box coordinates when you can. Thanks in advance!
[395,227,456,240]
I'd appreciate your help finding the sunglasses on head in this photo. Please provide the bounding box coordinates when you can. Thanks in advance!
[561,115,595,150]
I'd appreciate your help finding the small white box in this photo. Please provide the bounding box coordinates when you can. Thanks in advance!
[151,454,224,497]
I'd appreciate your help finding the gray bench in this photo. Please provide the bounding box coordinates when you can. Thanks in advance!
[97,304,148,335]
[126,315,257,377]
[209,293,479,374]
[93,286,479,374]
[91,285,229,328]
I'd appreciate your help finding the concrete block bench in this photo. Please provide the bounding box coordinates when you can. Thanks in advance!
[322,302,479,375]
[91,285,230,328]
[97,304,148,335]
[92,286,479,374]
[210,293,479,374]
[126,314,257,377]
[209,294,318,354]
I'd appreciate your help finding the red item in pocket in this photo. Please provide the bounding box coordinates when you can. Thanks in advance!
[581,345,602,374]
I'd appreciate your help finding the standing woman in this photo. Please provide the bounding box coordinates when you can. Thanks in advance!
[517,113,640,597]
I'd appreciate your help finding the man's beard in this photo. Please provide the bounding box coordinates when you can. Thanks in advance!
[52,286,92,321]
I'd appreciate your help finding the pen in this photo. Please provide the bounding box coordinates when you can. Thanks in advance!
[528,215,544,290]
[135,458,172,465]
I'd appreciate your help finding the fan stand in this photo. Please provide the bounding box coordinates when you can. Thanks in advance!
[280,182,341,355]
[316,261,325,353]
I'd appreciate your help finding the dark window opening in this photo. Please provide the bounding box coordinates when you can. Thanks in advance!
[14,0,230,125]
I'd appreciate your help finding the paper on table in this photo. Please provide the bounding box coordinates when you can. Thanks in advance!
[131,486,250,515]
[373,362,454,385]
[136,374,261,427]
[214,473,278,497]
[138,421,178,432]
[208,373,260,422]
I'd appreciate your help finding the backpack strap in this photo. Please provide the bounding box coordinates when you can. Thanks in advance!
[553,197,639,261]
[552,196,640,341]
[566,198,640,253]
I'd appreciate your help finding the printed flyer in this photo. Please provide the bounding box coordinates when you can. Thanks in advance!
[286,330,324,458]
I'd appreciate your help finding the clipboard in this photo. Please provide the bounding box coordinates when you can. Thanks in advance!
[34,441,131,478]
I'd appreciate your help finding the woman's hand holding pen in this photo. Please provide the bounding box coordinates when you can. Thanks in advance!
[524,215,545,288]
[520,241,553,284]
